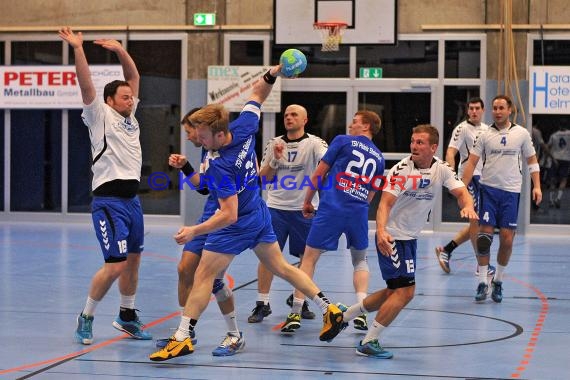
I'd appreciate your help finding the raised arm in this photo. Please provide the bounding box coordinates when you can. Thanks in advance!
[248,65,282,105]
[94,39,140,98]
[58,27,96,105]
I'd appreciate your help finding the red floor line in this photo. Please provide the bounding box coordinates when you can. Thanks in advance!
[507,275,549,379]
[0,274,235,376]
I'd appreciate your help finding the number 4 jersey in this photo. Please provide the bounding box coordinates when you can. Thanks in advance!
[319,134,385,213]
[472,123,536,193]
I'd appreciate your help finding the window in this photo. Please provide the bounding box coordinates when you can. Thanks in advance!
[230,40,264,65]
[10,41,63,212]
[357,41,438,78]
[530,36,570,226]
[445,41,481,78]
[441,86,481,222]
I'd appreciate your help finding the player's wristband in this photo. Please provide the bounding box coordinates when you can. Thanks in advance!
[263,70,277,85]
[528,163,540,174]
[181,162,195,176]
[269,159,279,169]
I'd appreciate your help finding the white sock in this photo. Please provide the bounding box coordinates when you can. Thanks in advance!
[311,294,330,314]
[120,294,136,310]
[174,315,191,341]
[82,296,99,316]
[224,311,239,334]
[557,190,563,200]
[356,292,367,304]
[478,265,488,284]
[494,264,506,282]
[292,297,304,314]
[257,293,270,305]
[362,320,385,344]
[344,301,368,322]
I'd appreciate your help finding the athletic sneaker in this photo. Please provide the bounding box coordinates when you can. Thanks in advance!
[247,301,272,323]
[156,330,196,349]
[75,313,94,345]
[434,246,451,273]
[353,314,368,331]
[319,304,345,342]
[112,314,152,340]
[149,336,194,361]
[491,280,503,303]
[356,339,393,359]
[211,332,245,356]
[475,264,496,277]
[286,294,316,319]
[475,282,489,302]
[280,313,301,333]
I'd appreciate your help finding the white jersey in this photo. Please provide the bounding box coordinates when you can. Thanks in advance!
[81,97,142,191]
[448,120,489,177]
[472,123,536,193]
[383,156,464,240]
[547,129,570,161]
[261,133,328,210]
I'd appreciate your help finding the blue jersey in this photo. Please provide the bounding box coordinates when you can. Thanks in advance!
[203,102,261,217]
[319,135,385,213]
[198,147,219,221]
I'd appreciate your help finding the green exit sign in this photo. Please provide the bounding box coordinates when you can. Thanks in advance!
[194,13,216,26]
[359,67,383,78]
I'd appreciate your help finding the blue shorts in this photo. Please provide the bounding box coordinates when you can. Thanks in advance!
[468,175,481,213]
[306,208,368,251]
[91,196,144,263]
[548,160,570,181]
[479,184,520,229]
[183,214,210,255]
[269,208,312,257]
[377,238,417,288]
[203,202,277,255]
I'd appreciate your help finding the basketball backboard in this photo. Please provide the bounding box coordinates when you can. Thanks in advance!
[274,0,397,46]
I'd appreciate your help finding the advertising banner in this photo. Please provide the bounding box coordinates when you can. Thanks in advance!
[529,66,570,114]
[207,66,281,112]
[0,65,123,109]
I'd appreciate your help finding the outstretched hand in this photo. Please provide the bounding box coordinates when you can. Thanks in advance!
[94,39,124,53]
[459,206,479,220]
[58,27,83,49]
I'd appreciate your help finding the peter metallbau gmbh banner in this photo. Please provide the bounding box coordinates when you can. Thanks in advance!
[0,65,123,109]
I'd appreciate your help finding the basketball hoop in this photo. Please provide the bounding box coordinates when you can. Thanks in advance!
[313,22,347,52]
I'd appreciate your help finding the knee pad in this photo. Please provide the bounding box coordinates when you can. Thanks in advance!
[350,248,369,272]
[476,233,493,257]
[212,279,232,302]
[212,278,224,294]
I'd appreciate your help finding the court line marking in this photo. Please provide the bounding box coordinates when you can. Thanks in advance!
[507,274,549,379]
[1,268,235,377]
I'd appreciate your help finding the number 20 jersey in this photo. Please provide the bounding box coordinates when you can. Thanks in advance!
[319,134,385,213]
